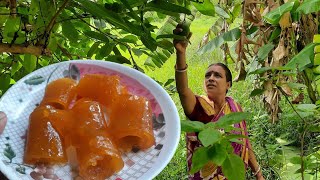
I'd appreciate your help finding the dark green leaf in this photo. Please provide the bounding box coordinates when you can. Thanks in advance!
[285,43,318,71]
[87,42,100,58]
[11,62,22,76]
[192,0,215,16]
[229,138,244,144]
[215,5,230,19]
[145,0,191,15]
[119,35,138,44]
[250,89,265,97]
[208,143,227,166]
[99,43,114,58]
[141,35,157,51]
[309,124,320,132]
[296,0,320,14]
[268,27,281,42]
[75,0,142,36]
[120,0,140,21]
[204,122,216,129]
[290,156,302,165]
[198,128,222,147]
[106,55,131,64]
[225,134,248,140]
[198,28,240,55]
[181,120,205,132]
[24,75,46,85]
[84,31,109,43]
[164,79,175,86]
[215,112,250,129]
[157,39,174,50]
[231,3,242,21]
[132,48,143,57]
[222,154,245,180]
[257,43,275,62]
[189,147,210,174]
[264,1,297,25]
[3,17,21,42]
[0,74,11,91]
[61,22,79,43]
[21,54,37,73]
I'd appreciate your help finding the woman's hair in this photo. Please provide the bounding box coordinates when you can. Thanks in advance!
[208,63,232,88]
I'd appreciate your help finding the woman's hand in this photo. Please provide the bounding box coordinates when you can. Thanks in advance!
[0,112,7,135]
[173,24,192,54]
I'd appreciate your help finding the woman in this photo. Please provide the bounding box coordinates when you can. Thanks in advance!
[173,26,265,180]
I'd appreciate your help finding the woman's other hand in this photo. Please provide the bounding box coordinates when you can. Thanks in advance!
[0,112,7,135]
[173,23,192,54]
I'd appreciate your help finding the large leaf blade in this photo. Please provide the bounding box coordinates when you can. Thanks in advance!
[215,112,250,129]
[197,28,240,55]
[264,1,297,25]
[198,128,222,147]
[75,0,141,36]
[285,43,318,71]
[192,0,215,16]
[222,154,245,180]
[189,147,210,174]
[181,120,205,132]
[296,0,320,14]
[208,143,227,166]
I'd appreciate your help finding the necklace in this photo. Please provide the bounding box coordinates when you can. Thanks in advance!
[216,102,227,116]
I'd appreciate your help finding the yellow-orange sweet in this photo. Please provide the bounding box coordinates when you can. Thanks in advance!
[71,99,124,179]
[109,94,155,152]
[24,105,68,165]
[41,78,77,109]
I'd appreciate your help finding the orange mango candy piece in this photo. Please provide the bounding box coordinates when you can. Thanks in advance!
[76,74,127,109]
[41,78,77,109]
[24,105,68,165]
[109,94,155,152]
[71,99,124,179]
[76,131,124,180]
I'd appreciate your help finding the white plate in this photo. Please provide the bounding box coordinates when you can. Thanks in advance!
[0,60,180,180]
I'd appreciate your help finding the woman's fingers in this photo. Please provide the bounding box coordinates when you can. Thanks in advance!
[0,111,7,135]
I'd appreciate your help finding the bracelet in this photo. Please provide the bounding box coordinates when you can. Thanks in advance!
[253,165,261,176]
[175,64,188,72]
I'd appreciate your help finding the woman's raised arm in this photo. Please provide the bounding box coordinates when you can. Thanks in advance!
[173,25,196,116]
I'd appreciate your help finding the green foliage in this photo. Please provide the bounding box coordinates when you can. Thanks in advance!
[191,0,215,17]
[181,112,249,179]
[296,0,320,14]
[197,28,241,55]
[285,43,319,71]
[263,0,298,25]
[222,154,245,180]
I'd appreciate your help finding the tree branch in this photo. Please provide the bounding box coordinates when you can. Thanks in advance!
[45,0,69,34]
[38,0,69,45]
[0,43,51,56]
[9,0,16,17]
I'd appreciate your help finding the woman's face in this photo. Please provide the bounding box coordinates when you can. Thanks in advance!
[204,65,231,98]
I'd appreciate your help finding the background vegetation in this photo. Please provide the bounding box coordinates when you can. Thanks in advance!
[0,0,319,180]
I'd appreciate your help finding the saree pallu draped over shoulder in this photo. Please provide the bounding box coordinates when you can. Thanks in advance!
[186,96,249,180]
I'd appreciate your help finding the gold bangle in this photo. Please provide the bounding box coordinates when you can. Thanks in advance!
[175,64,188,72]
